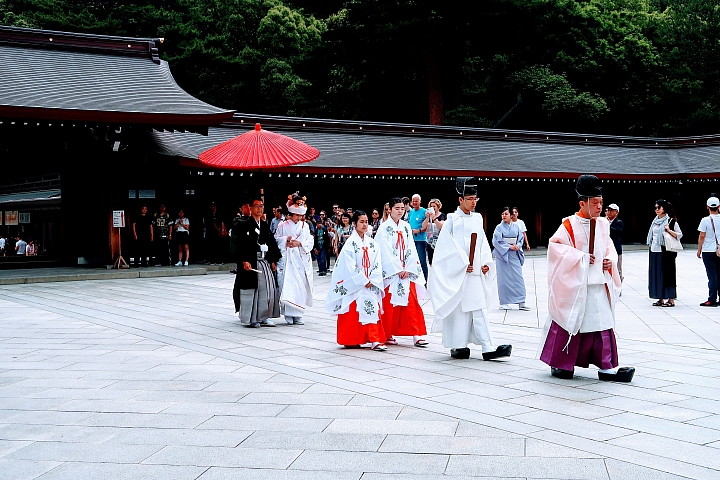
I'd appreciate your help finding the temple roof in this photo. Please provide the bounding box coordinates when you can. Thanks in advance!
[0,26,234,132]
[149,114,720,178]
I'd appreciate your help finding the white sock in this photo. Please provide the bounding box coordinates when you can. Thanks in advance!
[599,368,618,374]
[371,342,379,348]
[481,345,495,353]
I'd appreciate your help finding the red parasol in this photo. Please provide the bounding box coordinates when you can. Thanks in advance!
[198,123,319,169]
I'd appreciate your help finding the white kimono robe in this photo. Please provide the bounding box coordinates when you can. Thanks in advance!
[376,217,426,305]
[428,208,498,349]
[325,231,384,324]
[275,218,314,319]
[538,214,622,353]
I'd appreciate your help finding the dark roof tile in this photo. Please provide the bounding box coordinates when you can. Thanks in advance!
[0,26,233,127]
[150,125,720,178]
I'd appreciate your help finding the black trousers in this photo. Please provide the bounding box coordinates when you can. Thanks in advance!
[134,239,151,267]
[155,237,171,266]
[702,252,720,303]
[205,235,222,264]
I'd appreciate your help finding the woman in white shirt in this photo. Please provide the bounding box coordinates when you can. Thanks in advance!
[174,210,190,266]
[646,199,682,307]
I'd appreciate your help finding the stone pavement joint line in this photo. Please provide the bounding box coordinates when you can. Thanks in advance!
[0,250,719,479]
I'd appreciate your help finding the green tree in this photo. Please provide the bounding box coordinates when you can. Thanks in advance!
[2,0,720,136]
[652,0,720,135]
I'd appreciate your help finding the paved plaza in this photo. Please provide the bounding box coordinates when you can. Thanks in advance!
[1,250,720,479]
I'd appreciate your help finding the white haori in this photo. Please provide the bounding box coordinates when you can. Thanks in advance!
[376,217,426,306]
[428,208,498,342]
[537,214,622,356]
[325,231,384,324]
[275,218,314,317]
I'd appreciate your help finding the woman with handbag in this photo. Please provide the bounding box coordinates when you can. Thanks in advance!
[647,199,683,307]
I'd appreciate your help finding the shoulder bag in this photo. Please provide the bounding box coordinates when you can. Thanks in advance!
[709,217,720,257]
[663,219,683,253]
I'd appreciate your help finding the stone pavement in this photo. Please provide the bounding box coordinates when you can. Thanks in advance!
[1,250,719,479]
[0,264,236,286]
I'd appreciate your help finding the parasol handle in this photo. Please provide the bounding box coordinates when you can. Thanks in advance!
[469,233,478,267]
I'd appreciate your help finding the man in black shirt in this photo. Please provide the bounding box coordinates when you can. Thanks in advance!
[132,206,153,267]
[153,204,172,266]
[205,202,226,264]
[606,203,624,281]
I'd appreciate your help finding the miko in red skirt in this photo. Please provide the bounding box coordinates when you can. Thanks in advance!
[325,210,387,351]
[375,197,428,347]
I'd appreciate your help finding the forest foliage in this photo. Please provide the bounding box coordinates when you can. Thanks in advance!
[1,0,719,136]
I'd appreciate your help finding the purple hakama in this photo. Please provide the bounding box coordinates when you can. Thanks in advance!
[540,320,618,371]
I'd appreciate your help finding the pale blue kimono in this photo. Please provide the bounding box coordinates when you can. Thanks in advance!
[492,221,526,305]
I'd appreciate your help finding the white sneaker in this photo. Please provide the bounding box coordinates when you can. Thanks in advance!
[175,261,183,266]
[500,304,511,310]
[519,303,531,311]
[260,320,276,327]
[183,262,188,266]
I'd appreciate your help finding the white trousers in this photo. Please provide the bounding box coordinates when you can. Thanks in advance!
[441,303,494,351]
[282,302,304,320]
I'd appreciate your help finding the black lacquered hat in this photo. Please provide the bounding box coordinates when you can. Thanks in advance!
[456,177,478,197]
[576,174,602,198]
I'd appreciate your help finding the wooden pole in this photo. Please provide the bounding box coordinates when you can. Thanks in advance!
[469,233,478,267]
[112,227,129,269]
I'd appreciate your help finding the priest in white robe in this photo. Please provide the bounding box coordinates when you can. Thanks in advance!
[275,193,314,325]
[538,175,634,382]
[428,177,512,360]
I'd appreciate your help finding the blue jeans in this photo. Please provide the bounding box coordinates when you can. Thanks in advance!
[702,252,720,302]
[415,240,428,282]
[316,248,328,273]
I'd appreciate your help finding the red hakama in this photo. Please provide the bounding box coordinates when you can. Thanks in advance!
[381,282,427,338]
[337,301,386,346]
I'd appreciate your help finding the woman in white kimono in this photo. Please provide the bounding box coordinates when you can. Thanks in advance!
[376,197,428,347]
[275,193,314,325]
[325,210,387,350]
[492,207,529,311]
